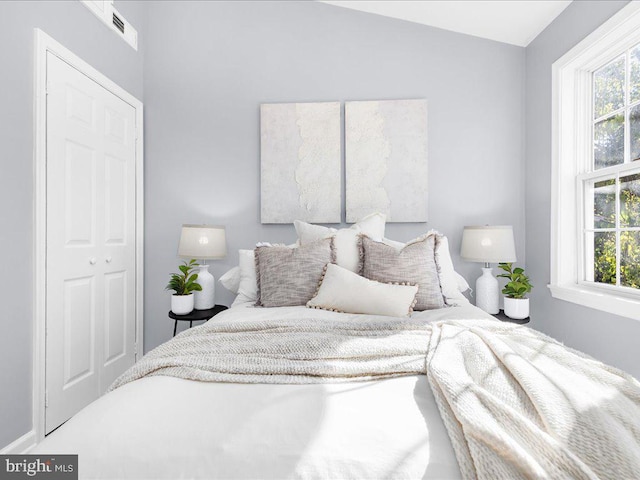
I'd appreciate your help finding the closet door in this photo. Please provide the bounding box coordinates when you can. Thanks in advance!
[45,52,137,434]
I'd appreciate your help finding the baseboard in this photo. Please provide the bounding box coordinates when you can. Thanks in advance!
[0,430,37,454]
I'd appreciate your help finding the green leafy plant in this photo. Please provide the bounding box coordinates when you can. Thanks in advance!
[166,259,202,296]
[497,263,533,299]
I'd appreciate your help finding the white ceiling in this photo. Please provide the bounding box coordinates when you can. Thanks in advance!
[320,1,573,47]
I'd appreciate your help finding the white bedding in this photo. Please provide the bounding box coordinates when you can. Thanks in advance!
[35,305,490,479]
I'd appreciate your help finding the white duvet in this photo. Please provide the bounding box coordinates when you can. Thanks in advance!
[35,305,487,480]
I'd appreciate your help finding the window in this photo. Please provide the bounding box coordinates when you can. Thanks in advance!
[551,3,640,320]
[583,46,640,290]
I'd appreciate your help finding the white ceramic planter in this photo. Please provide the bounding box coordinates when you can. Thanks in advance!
[504,297,529,320]
[171,293,194,315]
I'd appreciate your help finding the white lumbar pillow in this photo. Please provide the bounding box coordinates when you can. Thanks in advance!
[295,212,386,272]
[307,263,418,317]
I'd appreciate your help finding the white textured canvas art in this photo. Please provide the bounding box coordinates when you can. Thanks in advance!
[345,99,428,223]
[261,102,341,224]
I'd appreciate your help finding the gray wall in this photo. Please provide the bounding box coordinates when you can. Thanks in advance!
[0,0,145,451]
[143,0,526,351]
[3,0,639,454]
[0,0,531,451]
[525,0,640,379]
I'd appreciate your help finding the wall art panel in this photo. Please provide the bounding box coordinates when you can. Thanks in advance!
[260,102,341,224]
[345,99,428,223]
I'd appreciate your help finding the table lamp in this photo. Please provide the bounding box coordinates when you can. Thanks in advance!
[460,225,516,314]
[178,224,227,310]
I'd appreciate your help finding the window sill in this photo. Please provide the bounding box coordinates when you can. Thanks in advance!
[548,284,640,321]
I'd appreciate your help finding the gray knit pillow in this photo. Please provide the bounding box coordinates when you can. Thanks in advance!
[360,234,445,310]
[255,238,335,307]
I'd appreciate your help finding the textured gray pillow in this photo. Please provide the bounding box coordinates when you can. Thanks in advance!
[255,238,335,307]
[360,234,445,310]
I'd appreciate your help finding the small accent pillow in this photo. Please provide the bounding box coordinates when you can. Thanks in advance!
[295,212,386,273]
[256,238,334,307]
[384,232,470,306]
[307,263,418,317]
[361,234,445,311]
[219,266,241,294]
[231,243,299,308]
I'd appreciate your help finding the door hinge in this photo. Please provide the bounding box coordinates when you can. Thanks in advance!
[45,390,49,409]
[45,81,51,96]
[134,342,138,355]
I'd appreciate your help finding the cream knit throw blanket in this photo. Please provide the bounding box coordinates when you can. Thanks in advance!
[110,313,640,479]
[427,319,640,480]
[109,315,433,388]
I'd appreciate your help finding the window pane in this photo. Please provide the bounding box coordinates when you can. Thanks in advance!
[594,114,624,169]
[631,44,640,104]
[631,104,640,162]
[594,56,625,119]
[593,178,616,228]
[621,173,640,227]
[621,231,640,288]
[594,231,616,285]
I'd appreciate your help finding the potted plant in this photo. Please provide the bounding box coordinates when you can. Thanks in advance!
[166,259,202,315]
[497,262,533,320]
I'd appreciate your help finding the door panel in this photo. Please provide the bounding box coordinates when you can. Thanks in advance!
[100,74,136,391]
[46,52,137,434]
[104,271,126,366]
[62,276,95,386]
[65,83,96,129]
[64,141,96,245]
[104,154,127,244]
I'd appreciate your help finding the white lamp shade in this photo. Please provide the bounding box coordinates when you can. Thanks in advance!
[460,225,516,264]
[178,225,227,260]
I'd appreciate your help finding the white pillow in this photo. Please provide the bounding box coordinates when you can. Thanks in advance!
[219,266,240,294]
[454,272,471,293]
[307,263,418,317]
[383,231,470,306]
[295,212,386,272]
[232,250,258,307]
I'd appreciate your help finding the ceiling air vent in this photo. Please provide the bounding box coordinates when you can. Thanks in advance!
[80,0,138,50]
[112,12,125,34]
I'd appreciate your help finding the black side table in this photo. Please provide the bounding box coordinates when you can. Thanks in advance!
[169,305,228,337]
[493,309,530,325]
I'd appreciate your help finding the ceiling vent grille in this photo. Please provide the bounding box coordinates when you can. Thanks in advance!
[81,0,138,50]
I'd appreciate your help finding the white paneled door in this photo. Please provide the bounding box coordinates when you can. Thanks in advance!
[45,52,138,434]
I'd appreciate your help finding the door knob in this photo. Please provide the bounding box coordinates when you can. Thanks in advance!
[89,257,97,265]
[106,257,112,263]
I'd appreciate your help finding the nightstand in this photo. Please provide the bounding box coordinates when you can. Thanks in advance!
[493,309,530,324]
[168,305,228,337]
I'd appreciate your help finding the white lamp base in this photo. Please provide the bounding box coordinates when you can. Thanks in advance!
[194,264,215,310]
[475,267,499,314]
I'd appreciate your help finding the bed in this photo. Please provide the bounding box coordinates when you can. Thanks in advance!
[34,215,640,479]
[35,305,482,479]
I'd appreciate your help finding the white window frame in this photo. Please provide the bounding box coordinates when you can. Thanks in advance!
[550,1,640,321]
